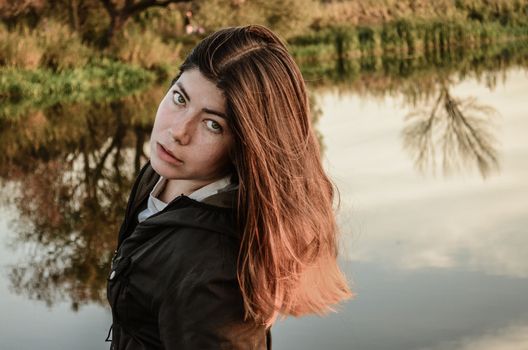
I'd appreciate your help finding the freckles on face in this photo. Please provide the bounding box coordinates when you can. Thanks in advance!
[148,68,234,181]
[193,139,232,170]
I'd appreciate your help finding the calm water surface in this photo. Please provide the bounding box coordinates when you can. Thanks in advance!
[1,67,527,349]
[273,68,528,350]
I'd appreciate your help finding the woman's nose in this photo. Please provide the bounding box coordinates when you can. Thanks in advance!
[169,113,195,145]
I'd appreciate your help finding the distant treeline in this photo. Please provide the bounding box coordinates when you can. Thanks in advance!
[1,0,527,72]
[1,0,527,109]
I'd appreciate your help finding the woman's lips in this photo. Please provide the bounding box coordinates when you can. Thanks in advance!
[157,143,183,165]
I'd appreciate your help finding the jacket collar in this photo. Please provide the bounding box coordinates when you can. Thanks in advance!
[131,161,239,215]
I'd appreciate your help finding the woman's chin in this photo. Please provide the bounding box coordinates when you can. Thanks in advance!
[150,157,169,176]
[150,156,183,179]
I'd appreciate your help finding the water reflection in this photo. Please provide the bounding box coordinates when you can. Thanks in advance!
[319,68,528,279]
[302,39,528,104]
[422,322,528,350]
[306,40,528,179]
[403,81,499,178]
[347,198,528,278]
[0,87,165,309]
[8,158,127,308]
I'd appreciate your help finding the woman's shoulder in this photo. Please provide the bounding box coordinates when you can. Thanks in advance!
[140,195,241,265]
[130,198,241,299]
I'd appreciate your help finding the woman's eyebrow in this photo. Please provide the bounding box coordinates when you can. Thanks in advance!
[176,81,228,120]
[176,81,191,101]
[203,108,228,120]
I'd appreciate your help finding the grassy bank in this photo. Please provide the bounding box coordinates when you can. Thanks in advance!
[0,61,155,120]
[313,0,528,29]
[290,18,528,64]
[0,19,184,76]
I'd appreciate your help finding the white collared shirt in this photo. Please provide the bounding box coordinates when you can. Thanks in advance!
[137,175,232,223]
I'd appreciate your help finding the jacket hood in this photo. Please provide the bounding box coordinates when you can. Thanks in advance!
[137,195,239,239]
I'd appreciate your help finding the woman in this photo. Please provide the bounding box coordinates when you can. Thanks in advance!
[106,24,352,349]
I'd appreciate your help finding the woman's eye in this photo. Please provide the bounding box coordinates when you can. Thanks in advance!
[205,120,222,133]
[172,91,185,105]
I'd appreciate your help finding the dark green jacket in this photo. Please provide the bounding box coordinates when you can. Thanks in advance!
[107,162,271,349]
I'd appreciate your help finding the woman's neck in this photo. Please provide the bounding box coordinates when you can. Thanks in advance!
[158,179,201,203]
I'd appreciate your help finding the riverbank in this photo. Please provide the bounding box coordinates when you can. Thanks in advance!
[1,2,527,120]
[290,19,528,63]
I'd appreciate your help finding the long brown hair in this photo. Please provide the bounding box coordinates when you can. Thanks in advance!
[179,25,352,326]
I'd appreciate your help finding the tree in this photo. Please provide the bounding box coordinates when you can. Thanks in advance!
[98,0,191,47]
[194,0,317,39]
[0,0,45,25]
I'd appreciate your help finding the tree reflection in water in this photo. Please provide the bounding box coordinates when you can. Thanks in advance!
[403,81,499,178]
[0,86,164,310]
[300,38,521,179]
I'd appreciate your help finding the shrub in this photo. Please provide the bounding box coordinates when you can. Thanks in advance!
[0,23,44,69]
[109,26,182,76]
[36,20,91,71]
[0,20,91,71]
[357,26,376,50]
[194,0,316,39]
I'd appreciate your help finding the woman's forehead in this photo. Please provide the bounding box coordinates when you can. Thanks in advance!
[177,69,224,101]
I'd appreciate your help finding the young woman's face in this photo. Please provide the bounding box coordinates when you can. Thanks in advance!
[149,68,234,182]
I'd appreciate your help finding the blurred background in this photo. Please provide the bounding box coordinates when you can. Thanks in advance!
[1,0,528,349]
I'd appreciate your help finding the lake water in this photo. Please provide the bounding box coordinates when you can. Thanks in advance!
[1,64,527,349]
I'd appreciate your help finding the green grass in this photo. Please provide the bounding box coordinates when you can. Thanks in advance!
[290,18,528,63]
[0,60,155,120]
